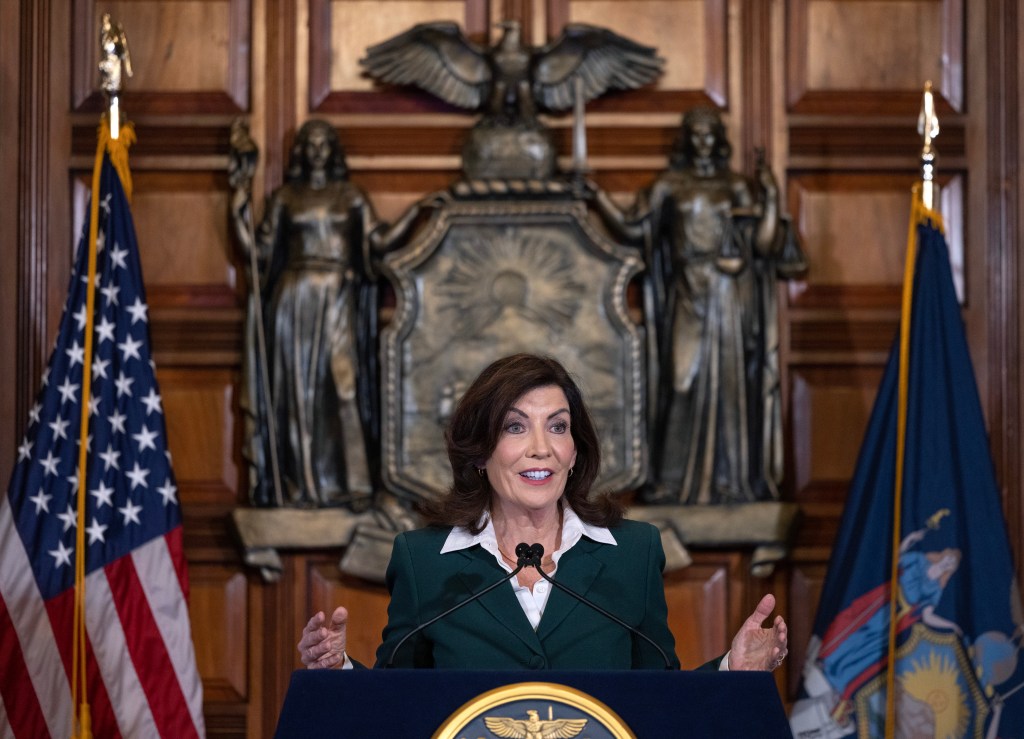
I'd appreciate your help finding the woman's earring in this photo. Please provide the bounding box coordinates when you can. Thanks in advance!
[568,467,574,477]
[476,468,486,477]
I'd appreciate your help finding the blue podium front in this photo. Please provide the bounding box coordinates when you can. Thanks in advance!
[274,669,792,737]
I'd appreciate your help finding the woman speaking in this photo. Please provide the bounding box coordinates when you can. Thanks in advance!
[297,353,787,671]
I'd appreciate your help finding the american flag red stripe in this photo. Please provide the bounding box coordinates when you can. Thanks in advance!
[106,543,200,739]
[0,591,50,738]
[1,495,73,738]
[1,139,204,738]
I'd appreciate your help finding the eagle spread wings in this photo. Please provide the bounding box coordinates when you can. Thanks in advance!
[484,714,588,739]
[360,21,663,120]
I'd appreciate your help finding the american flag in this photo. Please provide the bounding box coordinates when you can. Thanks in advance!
[0,143,205,737]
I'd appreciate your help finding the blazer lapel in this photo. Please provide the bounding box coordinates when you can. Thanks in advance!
[536,540,605,640]
[455,548,543,655]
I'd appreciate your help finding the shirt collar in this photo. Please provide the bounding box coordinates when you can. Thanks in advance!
[440,504,617,556]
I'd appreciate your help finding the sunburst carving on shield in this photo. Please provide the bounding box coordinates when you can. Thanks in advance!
[380,194,646,502]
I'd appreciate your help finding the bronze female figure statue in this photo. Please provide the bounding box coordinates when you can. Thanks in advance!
[594,106,806,505]
[230,120,420,508]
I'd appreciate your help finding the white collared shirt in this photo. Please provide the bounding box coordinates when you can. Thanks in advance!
[440,505,617,630]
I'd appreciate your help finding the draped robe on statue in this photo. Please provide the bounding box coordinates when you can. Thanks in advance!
[252,180,376,508]
[645,170,758,505]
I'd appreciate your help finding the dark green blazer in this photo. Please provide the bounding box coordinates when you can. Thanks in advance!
[372,519,688,670]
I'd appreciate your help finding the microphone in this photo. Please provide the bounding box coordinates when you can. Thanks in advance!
[384,543,533,668]
[525,542,675,670]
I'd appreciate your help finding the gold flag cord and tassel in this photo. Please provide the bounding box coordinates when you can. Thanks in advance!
[70,115,135,739]
[884,82,943,739]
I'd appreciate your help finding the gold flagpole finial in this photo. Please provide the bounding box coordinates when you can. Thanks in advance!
[917,81,940,211]
[98,13,132,140]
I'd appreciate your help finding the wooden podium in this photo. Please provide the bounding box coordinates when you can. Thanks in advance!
[274,669,792,737]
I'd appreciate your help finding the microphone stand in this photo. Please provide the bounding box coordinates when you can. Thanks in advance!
[526,544,675,670]
[384,544,534,668]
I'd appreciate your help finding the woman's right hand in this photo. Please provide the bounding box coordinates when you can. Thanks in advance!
[297,606,348,669]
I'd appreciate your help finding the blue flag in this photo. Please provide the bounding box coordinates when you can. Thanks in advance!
[790,202,1024,738]
[0,127,205,738]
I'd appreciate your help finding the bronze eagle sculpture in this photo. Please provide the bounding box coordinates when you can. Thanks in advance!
[360,20,664,125]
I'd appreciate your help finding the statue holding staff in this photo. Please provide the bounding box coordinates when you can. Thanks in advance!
[229,119,422,508]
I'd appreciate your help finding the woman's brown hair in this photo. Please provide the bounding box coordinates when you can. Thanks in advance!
[422,353,624,532]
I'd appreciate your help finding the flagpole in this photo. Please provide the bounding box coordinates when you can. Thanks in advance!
[884,82,942,739]
[917,82,940,212]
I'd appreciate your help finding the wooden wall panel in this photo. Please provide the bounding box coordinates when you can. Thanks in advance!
[131,173,239,289]
[308,561,391,666]
[190,566,249,702]
[663,561,729,668]
[551,0,726,109]
[329,1,471,90]
[805,2,942,89]
[310,0,488,111]
[787,0,964,113]
[790,366,884,502]
[72,0,251,112]
[159,368,241,505]
[789,172,965,306]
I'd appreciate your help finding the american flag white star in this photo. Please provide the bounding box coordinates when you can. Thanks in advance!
[48,415,70,441]
[57,377,80,405]
[127,297,148,324]
[57,503,78,532]
[118,335,143,362]
[66,340,85,367]
[118,499,143,526]
[100,282,120,306]
[96,316,116,343]
[132,425,159,453]
[92,356,110,380]
[39,451,60,477]
[99,444,121,472]
[29,402,42,424]
[108,409,127,434]
[90,480,115,508]
[86,518,108,545]
[156,480,178,506]
[125,462,150,490]
[114,371,134,398]
[141,388,163,416]
[29,490,53,514]
[48,540,74,569]
[109,243,128,270]
[17,438,33,461]
[73,304,89,331]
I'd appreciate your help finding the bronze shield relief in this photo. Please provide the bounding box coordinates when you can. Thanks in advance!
[380,191,646,502]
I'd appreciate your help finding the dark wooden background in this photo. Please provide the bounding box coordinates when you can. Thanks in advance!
[2,1,1021,736]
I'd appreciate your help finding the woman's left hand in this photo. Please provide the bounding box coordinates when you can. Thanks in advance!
[728,593,788,671]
